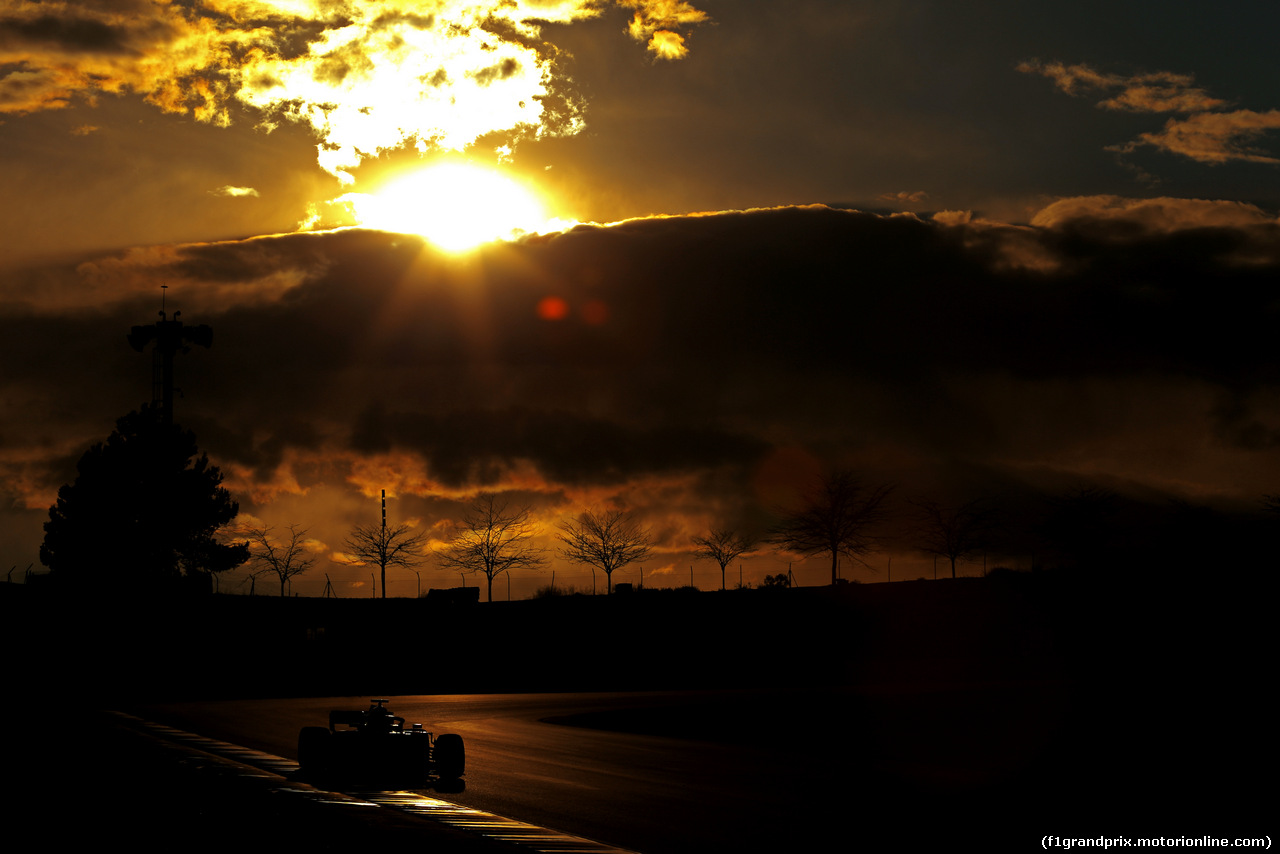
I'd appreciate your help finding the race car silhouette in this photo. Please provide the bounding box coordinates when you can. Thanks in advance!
[297,699,464,783]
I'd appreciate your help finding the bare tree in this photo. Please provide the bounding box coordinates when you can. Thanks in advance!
[437,493,546,602]
[557,508,652,595]
[245,523,317,596]
[692,528,755,591]
[344,523,427,598]
[769,469,893,585]
[912,498,996,579]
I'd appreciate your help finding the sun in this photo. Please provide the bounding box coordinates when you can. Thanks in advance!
[342,163,556,252]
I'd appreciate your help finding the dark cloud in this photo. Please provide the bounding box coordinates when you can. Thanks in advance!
[349,403,768,489]
[4,202,1280,586]
[473,58,522,86]
[0,14,131,54]
[8,202,1280,482]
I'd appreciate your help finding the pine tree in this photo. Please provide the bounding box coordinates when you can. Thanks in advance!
[40,406,248,593]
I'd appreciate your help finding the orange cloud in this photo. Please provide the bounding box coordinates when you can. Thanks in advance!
[1017,61,1225,113]
[0,0,710,185]
[1020,59,1278,166]
[646,29,690,60]
[0,0,272,124]
[1123,109,1280,165]
[1030,195,1279,232]
[879,190,930,205]
[620,0,709,59]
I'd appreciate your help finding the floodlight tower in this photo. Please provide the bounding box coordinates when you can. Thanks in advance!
[126,286,212,426]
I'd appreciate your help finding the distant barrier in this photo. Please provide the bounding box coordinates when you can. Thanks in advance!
[424,586,480,608]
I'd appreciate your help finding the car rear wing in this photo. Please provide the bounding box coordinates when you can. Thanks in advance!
[329,709,407,731]
[329,710,365,730]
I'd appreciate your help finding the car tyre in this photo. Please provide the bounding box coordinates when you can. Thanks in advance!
[434,733,465,780]
[298,726,330,774]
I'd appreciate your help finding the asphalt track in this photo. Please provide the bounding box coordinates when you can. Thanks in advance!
[7,710,528,852]
[109,710,638,852]
[10,687,1044,851]
[7,682,1272,852]
[54,687,1078,851]
[5,577,1271,851]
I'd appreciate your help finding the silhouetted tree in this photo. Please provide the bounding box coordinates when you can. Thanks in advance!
[911,498,996,579]
[343,523,427,598]
[769,469,893,585]
[437,493,546,602]
[245,524,317,596]
[557,508,652,595]
[692,528,755,591]
[39,406,248,592]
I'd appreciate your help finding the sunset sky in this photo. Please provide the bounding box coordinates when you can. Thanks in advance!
[2,0,1278,596]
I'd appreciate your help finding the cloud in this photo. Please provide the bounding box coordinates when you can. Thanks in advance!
[643,29,690,60]
[211,185,260,197]
[5,201,1280,586]
[879,190,929,205]
[1017,61,1225,114]
[1020,60,1279,166]
[1029,195,1279,232]
[0,0,269,123]
[0,0,711,183]
[619,0,708,59]
[1120,109,1280,165]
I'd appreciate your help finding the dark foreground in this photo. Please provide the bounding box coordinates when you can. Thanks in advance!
[2,573,1273,848]
[5,708,527,852]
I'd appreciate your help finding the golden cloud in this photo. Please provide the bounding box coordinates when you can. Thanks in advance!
[1020,59,1278,166]
[1125,109,1280,165]
[879,190,930,205]
[1017,61,1225,113]
[0,0,274,124]
[0,0,710,182]
[645,29,689,60]
[212,185,260,197]
[620,0,709,59]
[1030,195,1279,231]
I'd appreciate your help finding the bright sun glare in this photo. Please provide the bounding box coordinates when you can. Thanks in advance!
[342,163,557,252]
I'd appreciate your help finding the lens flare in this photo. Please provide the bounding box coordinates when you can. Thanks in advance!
[343,164,555,251]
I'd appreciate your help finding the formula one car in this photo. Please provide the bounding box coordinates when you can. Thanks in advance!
[297,699,465,783]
